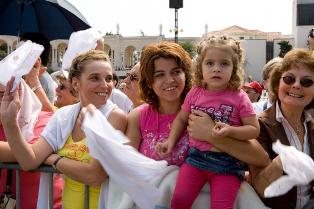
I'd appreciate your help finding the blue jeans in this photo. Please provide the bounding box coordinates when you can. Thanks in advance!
[185,147,246,180]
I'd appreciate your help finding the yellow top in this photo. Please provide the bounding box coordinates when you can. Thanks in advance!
[57,135,100,209]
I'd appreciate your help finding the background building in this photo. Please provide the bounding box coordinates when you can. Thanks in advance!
[0,0,313,82]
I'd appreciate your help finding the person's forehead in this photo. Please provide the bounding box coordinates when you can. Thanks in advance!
[82,60,113,75]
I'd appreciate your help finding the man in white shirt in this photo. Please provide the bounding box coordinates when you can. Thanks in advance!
[253,57,282,115]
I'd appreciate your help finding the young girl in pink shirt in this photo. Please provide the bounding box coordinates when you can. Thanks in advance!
[157,35,260,209]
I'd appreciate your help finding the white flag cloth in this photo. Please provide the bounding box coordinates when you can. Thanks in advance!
[82,110,168,209]
[17,80,42,141]
[0,40,43,90]
[264,140,314,197]
[61,28,103,76]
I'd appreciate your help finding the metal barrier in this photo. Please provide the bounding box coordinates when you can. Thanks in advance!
[0,162,90,209]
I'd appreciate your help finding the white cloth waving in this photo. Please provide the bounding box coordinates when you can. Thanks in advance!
[82,109,168,209]
[264,140,314,197]
[17,80,42,141]
[61,28,103,77]
[0,40,43,90]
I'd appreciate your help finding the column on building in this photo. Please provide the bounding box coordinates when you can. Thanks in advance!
[51,44,58,70]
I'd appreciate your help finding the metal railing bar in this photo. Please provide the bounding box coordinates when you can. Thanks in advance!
[49,173,54,209]
[0,163,59,173]
[16,169,20,209]
[0,163,90,209]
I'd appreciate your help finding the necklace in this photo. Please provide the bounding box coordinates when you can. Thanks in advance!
[295,125,302,135]
[292,121,303,136]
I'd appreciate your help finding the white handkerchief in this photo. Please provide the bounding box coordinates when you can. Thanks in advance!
[264,140,314,197]
[17,80,42,141]
[61,28,103,75]
[82,109,168,209]
[0,40,43,90]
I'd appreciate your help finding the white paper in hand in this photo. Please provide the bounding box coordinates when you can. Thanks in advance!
[82,109,168,209]
[264,140,314,197]
[0,40,43,90]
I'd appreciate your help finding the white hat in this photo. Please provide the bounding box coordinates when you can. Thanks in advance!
[61,28,104,77]
[0,40,44,90]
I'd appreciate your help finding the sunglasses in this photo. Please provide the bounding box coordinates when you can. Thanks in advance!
[281,75,314,88]
[58,83,67,90]
[126,73,139,82]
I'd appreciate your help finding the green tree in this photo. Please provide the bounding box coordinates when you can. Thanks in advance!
[278,40,292,58]
[105,32,113,36]
[179,41,196,58]
[0,43,7,60]
[0,50,6,60]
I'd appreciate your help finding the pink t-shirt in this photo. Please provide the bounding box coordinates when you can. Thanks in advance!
[182,86,255,151]
[0,111,63,209]
[139,104,189,166]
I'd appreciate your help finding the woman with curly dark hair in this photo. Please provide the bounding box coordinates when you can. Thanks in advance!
[126,41,193,166]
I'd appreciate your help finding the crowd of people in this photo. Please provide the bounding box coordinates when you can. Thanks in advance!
[0,27,313,209]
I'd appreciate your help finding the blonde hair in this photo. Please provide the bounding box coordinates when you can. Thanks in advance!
[69,50,111,83]
[193,35,244,90]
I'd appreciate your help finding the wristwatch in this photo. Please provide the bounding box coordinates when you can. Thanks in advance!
[52,156,64,170]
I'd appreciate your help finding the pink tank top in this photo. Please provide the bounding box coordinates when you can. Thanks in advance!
[139,104,189,166]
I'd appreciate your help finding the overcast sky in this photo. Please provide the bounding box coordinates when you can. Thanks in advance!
[67,0,294,38]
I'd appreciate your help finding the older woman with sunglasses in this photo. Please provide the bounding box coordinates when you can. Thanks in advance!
[54,73,79,108]
[121,63,144,109]
[250,48,314,209]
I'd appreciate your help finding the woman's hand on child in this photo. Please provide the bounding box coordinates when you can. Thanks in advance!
[188,110,215,141]
[212,121,230,138]
[155,140,175,156]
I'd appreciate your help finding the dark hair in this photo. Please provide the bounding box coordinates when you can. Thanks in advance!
[269,48,314,109]
[139,41,193,108]
[112,72,119,87]
[308,28,314,38]
[20,32,51,66]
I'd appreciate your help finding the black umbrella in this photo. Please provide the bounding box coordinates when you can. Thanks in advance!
[0,0,91,40]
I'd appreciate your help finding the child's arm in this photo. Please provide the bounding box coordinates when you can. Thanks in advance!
[212,115,260,140]
[156,109,189,155]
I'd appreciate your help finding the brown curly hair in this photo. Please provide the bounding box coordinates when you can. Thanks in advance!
[269,48,314,109]
[139,41,193,108]
[193,35,244,90]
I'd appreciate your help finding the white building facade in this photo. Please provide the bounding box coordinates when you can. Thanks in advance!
[0,0,313,82]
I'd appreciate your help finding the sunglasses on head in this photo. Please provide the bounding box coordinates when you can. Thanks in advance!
[281,75,314,88]
[126,73,139,81]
